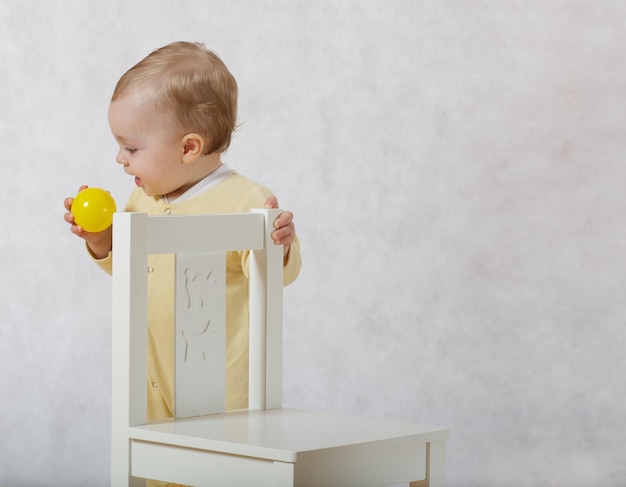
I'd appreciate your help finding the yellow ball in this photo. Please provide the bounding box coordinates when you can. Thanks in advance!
[71,187,117,233]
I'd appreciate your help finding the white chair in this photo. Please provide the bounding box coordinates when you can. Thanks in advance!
[111,209,449,487]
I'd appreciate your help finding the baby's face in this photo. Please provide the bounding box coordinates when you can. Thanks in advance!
[108,93,190,199]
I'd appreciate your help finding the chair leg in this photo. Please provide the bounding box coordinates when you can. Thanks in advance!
[408,441,430,487]
[409,440,447,487]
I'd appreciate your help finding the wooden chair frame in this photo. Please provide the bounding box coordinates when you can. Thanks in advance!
[111,210,449,487]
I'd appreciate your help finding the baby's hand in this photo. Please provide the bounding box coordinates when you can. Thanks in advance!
[64,185,88,235]
[264,195,296,256]
[64,185,113,259]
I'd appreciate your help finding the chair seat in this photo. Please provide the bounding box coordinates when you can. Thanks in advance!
[130,408,448,462]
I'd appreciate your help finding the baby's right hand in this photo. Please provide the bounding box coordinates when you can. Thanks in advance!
[64,185,113,259]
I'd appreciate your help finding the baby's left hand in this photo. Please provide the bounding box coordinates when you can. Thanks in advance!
[264,195,296,256]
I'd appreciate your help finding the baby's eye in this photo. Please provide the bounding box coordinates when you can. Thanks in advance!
[124,147,137,154]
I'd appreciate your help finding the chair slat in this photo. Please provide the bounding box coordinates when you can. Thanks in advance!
[147,213,265,255]
[175,252,227,418]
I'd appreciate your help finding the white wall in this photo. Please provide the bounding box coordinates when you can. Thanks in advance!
[1,1,625,486]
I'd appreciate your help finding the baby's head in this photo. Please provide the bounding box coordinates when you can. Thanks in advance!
[112,41,238,155]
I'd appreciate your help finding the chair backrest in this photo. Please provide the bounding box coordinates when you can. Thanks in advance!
[111,209,283,428]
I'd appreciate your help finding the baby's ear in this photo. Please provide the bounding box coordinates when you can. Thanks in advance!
[181,133,205,162]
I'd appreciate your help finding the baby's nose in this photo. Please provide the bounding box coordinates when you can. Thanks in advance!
[115,152,127,165]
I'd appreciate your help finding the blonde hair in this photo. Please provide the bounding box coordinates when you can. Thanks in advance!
[112,41,238,155]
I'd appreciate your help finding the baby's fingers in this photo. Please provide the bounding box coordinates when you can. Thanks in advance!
[64,185,88,211]
[64,196,74,212]
[264,195,279,209]
[64,210,75,224]
[272,223,295,246]
[273,210,293,229]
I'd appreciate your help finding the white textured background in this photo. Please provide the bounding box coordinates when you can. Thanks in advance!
[1,1,625,486]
